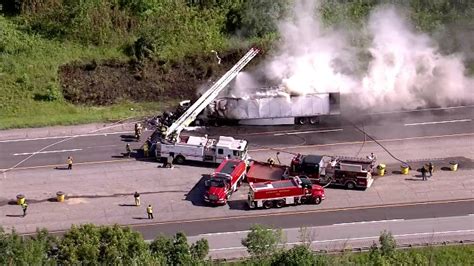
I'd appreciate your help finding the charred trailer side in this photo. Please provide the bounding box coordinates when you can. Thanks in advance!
[247,176,325,209]
[210,92,340,126]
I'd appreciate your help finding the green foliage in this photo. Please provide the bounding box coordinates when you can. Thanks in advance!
[378,230,396,257]
[0,228,55,265]
[271,245,317,266]
[191,238,210,261]
[227,0,290,38]
[242,224,283,258]
[57,224,149,264]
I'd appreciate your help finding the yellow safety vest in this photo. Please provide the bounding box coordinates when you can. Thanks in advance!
[147,206,153,214]
[67,159,73,164]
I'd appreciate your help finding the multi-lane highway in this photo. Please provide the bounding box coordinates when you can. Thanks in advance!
[1,105,473,170]
[2,104,473,257]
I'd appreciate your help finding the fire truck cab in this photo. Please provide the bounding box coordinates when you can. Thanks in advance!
[204,159,247,205]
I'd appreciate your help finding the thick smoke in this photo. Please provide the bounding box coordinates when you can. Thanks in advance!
[235,1,473,111]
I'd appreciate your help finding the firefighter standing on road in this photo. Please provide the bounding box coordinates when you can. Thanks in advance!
[267,157,275,167]
[143,142,149,157]
[146,204,154,219]
[420,166,427,181]
[67,156,73,170]
[428,162,434,177]
[126,143,132,158]
[135,123,142,141]
[21,202,28,217]
[134,192,140,206]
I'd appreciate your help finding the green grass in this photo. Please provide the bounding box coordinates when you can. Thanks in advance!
[0,16,177,129]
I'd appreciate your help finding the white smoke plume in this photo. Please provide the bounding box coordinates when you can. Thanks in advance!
[236,0,473,111]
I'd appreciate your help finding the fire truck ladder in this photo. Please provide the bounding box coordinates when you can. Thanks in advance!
[164,47,259,140]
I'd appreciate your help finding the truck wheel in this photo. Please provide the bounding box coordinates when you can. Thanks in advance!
[263,201,273,209]
[346,181,356,190]
[276,200,285,208]
[313,197,322,205]
[297,117,308,125]
[309,117,319,125]
[174,155,185,164]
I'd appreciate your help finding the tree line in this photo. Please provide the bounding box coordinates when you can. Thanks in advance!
[1,223,472,265]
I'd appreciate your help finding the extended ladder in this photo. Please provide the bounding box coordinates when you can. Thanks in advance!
[164,47,259,140]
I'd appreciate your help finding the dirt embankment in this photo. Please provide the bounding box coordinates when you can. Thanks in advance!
[59,49,253,106]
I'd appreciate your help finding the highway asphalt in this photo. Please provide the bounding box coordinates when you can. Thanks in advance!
[130,199,474,240]
[0,105,472,170]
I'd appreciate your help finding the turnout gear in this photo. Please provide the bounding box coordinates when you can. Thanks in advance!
[146,205,154,219]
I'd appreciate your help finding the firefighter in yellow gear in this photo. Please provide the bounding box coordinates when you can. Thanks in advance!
[146,205,154,219]
[267,157,275,166]
[143,142,149,157]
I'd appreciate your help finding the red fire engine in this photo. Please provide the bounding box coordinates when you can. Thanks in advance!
[248,176,325,209]
[290,154,374,189]
[204,159,247,205]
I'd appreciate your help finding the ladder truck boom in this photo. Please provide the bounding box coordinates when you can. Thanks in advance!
[164,47,260,140]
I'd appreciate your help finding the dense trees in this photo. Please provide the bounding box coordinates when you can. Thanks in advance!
[0,224,472,264]
[0,224,209,264]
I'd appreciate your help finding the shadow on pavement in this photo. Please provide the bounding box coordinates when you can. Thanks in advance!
[120,135,137,142]
[6,214,24,218]
[132,217,149,220]
[441,167,451,171]
[404,178,423,181]
[54,166,70,170]
[119,204,137,207]
[227,199,249,210]
[184,174,209,207]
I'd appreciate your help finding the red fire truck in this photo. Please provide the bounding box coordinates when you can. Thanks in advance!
[246,160,289,183]
[290,154,374,189]
[204,159,247,205]
[248,176,325,209]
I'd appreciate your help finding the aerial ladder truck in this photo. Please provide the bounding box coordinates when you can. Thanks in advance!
[153,47,260,165]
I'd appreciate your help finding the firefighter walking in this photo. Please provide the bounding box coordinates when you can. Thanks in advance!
[21,202,28,217]
[146,204,154,219]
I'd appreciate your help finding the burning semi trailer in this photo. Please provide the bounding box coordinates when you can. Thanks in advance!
[158,86,340,127]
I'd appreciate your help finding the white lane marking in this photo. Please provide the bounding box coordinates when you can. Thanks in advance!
[0,131,133,143]
[274,128,343,136]
[198,230,250,237]
[334,219,404,226]
[209,229,474,252]
[13,148,82,156]
[404,119,472,126]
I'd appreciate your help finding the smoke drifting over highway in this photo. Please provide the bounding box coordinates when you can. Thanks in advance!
[236,1,473,110]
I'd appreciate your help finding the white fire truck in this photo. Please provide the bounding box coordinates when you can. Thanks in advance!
[151,47,259,164]
[156,135,248,164]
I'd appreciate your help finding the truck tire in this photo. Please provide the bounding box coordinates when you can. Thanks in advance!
[275,200,285,208]
[297,117,308,125]
[313,197,322,205]
[345,181,356,190]
[174,155,185,164]
[263,201,273,209]
[309,117,319,125]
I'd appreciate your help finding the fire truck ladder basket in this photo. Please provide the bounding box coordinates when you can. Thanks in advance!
[164,47,260,140]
